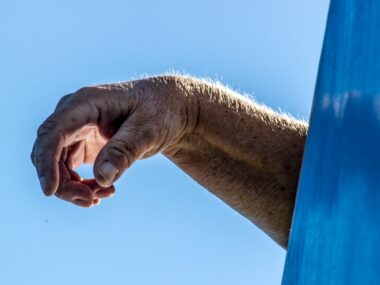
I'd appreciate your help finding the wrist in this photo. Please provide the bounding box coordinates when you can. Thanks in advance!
[125,75,200,155]
[153,75,201,148]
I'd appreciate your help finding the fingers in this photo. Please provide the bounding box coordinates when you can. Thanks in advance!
[55,161,115,207]
[59,180,115,207]
[31,92,98,196]
[54,159,93,207]
[81,179,116,199]
[55,180,115,207]
[93,115,156,187]
[55,180,94,207]
[32,134,63,196]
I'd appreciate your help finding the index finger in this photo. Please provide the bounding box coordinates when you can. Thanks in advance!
[31,92,98,195]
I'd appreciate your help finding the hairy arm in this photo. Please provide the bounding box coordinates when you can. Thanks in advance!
[32,74,307,249]
[163,76,308,248]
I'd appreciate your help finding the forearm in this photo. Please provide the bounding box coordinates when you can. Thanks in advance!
[163,76,308,248]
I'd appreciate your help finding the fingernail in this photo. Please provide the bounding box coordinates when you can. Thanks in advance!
[97,162,118,187]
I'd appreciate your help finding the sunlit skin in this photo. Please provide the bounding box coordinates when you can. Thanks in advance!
[49,126,115,207]
[31,75,307,248]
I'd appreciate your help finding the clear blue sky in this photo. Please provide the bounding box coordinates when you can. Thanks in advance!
[0,1,328,284]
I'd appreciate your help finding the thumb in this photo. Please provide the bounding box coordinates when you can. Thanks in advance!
[93,117,155,187]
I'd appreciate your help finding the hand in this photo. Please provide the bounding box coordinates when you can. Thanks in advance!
[31,76,198,207]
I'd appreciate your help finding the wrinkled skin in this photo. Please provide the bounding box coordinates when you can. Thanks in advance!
[31,75,307,248]
[31,77,198,207]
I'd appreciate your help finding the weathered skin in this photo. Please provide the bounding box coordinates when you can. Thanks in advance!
[31,75,307,248]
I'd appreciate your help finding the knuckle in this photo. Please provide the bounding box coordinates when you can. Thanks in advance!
[73,87,92,101]
[37,118,60,137]
[34,153,46,165]
[75,86,100,97]
[30,142,37,165]
[76,86,94,94]
[108,140,135,167]
[55,94,72,111]
[74,86,104,104]
[34,153,48,170]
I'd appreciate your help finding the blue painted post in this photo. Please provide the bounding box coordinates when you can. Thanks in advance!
[282,1,380,284]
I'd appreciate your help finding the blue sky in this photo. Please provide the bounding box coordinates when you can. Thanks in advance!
[0,1,328,284]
